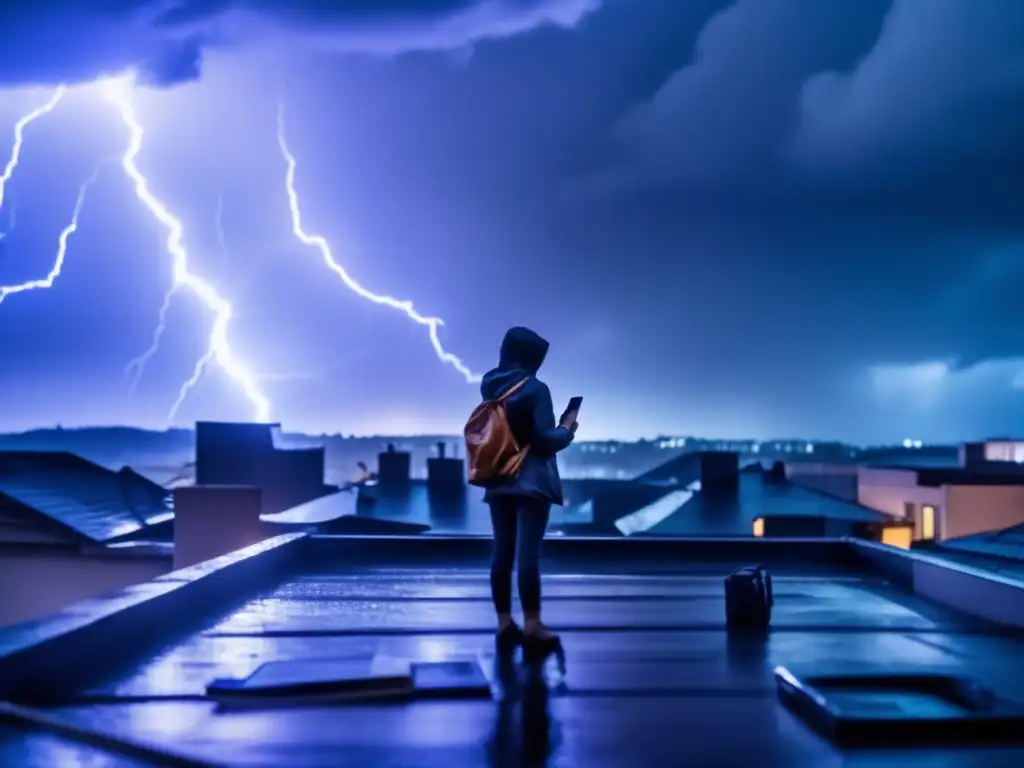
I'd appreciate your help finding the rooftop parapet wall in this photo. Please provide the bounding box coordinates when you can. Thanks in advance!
[847,538,1024,629]
[0,533,305,702]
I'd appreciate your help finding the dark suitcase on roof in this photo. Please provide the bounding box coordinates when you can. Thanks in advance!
[725,565,773,631]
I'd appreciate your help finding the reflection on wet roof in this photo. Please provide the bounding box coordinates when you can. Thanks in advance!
[5,536,1024,766]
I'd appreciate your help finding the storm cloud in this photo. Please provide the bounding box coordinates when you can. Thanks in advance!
[2,0,1024,441]
[585,0,1024,222]
[0,0,599,86]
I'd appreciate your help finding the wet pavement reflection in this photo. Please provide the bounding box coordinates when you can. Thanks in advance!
[25,563,1024,766]
[487,645,566,766]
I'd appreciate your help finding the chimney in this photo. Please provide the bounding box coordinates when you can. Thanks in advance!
[195,421,274,486]
[427,442,464,496]
[193,421,325,515]
[377,443,411,489]
[699,451,739,492]
[762,460,786,484]
[172,485,272,569]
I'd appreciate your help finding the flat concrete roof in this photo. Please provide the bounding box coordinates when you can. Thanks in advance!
[2,536,1024,766]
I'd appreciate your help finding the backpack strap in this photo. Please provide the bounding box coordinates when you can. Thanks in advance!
[496,377,530,402]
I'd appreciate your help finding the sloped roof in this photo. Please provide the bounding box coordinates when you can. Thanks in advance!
[633,451,702,485]
[647,473,892,536]
[0,451,171,544]
[940,523,1024,561]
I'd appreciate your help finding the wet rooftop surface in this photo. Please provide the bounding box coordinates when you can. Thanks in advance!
[6,545,1024,767]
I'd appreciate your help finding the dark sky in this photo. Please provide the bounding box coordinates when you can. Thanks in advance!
[1,0,1023,443]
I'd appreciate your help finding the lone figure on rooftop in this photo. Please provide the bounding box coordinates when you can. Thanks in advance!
[476,326,578,652]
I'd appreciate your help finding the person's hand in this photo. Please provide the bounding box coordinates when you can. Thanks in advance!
[560,409,579,429]
[569,421,579,436]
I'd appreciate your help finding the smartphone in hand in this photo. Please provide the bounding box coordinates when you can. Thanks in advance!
[560,396,583,429]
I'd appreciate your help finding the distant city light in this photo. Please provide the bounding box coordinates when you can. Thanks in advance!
[902,439,923,449]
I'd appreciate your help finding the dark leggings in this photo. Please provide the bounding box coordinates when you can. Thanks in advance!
[488,496,551,615]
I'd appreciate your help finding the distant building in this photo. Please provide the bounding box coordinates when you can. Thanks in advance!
[607,452,906,543]
[964,438,1024,465]
[787,438,1024,544]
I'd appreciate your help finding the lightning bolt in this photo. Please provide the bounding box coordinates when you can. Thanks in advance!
[0,87,65,215]
[4,81,475,427]
[0,162,106,305]
[101,76,271,423]
[0,87,100,306]
[0,195,11,241]
[275,104,482,384]
[0,193,14,240]
[127,194,230,394]
[125,282,176,394]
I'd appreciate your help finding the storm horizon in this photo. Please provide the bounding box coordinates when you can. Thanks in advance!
[2,1,1024,445]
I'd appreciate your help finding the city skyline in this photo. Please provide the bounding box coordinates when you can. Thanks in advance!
[0,422,969,451]
[2,2,1024,443]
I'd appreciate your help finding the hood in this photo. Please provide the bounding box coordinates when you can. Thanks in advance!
[498,326,549,373]
[480,326,549,399]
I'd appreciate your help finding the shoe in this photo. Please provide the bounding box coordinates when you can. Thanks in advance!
[522,626,561,659]
[495,622,523,651]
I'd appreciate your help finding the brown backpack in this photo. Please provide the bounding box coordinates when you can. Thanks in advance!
[464,377,530,487]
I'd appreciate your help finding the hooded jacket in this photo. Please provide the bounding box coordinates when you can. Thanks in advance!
[479,326,574,505]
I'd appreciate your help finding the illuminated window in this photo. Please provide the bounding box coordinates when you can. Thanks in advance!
[985,441,1024,463]
[882,526,912,550]
[752,517,764,537]
[921,505,936,540]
